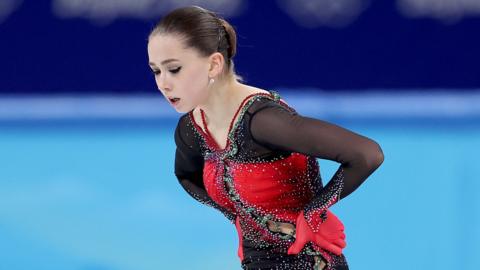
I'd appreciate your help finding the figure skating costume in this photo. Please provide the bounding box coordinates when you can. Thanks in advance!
[174,90,383,270]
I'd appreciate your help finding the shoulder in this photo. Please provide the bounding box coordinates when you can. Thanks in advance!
[174,112,198,148]
[178,111,192,125]
[174,113,189,136]
[247,92,296,117]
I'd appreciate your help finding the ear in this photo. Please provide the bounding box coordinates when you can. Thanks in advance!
[208,52,225,78]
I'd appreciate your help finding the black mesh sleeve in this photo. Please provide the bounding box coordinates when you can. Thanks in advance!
[249,100,384,232]
[174,116,236,224]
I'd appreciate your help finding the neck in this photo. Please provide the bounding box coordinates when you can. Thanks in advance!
[197,77,245,128]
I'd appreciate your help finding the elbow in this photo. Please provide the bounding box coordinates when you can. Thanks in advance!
[351,140,384,171]
[366,141,384,170]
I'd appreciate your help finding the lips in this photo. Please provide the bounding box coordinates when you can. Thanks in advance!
[167,96,180,105]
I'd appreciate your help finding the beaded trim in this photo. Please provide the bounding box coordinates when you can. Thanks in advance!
[221,90,281,160]
[217,91,295,238]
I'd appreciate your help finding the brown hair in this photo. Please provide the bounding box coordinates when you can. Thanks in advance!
[149,6,242,81]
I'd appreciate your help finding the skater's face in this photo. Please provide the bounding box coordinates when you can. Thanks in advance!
[148,34,211,113]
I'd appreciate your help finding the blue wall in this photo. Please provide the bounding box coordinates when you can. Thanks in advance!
[1,0,480,94]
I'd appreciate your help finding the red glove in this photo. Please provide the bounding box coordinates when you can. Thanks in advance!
[235,217,244,261]
[287,210,346,256]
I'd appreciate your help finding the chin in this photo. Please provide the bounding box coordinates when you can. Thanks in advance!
[176,106,192,114]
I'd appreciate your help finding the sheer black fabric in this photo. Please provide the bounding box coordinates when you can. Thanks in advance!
[248,99,384,225]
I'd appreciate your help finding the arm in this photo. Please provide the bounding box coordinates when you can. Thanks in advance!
[174,118,236,224]
[249,101,384,232]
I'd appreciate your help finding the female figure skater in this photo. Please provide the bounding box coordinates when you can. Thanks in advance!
[147,6,384,270]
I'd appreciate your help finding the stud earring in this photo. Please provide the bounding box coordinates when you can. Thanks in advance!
[209,78,215,84]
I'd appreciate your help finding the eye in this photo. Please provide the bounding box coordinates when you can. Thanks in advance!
[151,69,160,76]
[169,67,182,74]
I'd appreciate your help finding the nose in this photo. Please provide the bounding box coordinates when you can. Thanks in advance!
[155,73,171,93]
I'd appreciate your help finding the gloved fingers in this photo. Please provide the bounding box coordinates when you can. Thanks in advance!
[333,237,346,249]
[325,211,345,230]
[313,234,331,248]
[316,230,339,239]
[287,237,307,255]
[312,240,343,256]
[329,230,345,240]
[326,243,343,256]
[235,217,244,260]
[238,244,244,260]
[313,233,346,254]
[324,218,344,232]
[324,231,346,244]
[235,218,242,233]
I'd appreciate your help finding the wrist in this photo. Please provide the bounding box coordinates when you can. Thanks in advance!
[302,208,328,233]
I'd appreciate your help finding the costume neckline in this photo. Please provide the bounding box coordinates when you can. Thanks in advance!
[189,90,276,152]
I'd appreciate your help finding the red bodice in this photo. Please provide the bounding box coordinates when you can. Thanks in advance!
[203,152,318,223]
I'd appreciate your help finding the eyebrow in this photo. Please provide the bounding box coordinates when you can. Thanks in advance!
[149,58,180,67]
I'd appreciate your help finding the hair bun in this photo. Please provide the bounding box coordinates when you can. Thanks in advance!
[219,18,237,59]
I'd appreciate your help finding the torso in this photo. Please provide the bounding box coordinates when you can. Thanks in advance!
[179,89,339,268]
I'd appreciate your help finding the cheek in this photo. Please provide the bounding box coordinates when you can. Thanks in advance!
[154,76,161,86]
[181,66,209,97]
[187,62,209,84]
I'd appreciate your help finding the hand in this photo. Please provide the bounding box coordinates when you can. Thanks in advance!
[287,210,346,256]
[235,217,244,261]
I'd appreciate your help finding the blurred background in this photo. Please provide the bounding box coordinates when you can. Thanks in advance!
[1,0,479,269]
